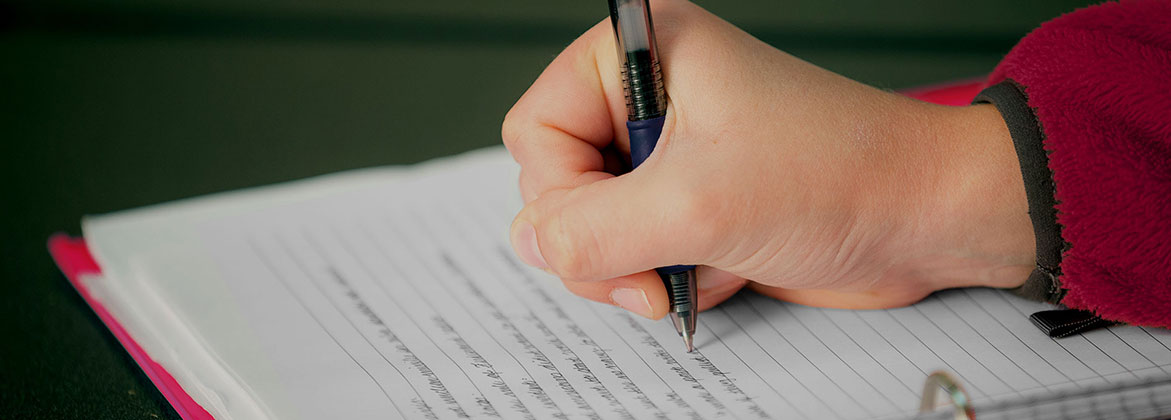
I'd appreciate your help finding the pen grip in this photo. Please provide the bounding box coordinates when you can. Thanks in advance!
[656,265,695,276]
[627,117,665,169]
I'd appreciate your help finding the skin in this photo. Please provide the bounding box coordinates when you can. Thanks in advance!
[502,0,1035,320]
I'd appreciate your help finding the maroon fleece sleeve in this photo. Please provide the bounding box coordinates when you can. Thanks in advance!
[985,0,1171,328]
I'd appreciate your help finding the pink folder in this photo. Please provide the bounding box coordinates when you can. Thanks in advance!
[44,78,986,419]
[48,235,215,420]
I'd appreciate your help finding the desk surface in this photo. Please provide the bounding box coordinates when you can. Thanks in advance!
[0,0,1092,417]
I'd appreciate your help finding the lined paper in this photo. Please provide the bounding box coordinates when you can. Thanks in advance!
[83,148,1171,420]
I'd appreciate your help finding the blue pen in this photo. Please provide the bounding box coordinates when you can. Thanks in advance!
[607,0,698,352]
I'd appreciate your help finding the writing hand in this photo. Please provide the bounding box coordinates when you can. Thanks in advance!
[503,0,1034,318]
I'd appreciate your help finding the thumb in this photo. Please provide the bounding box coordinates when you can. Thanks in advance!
[510,170,716,282]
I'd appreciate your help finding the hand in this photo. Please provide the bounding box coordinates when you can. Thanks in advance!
[502,0,1034,319]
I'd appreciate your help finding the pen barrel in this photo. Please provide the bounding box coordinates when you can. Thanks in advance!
[608,0,667,121]
[621,50,666,121]
[611,0,697,336]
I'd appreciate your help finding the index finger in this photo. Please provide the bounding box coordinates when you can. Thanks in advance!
[501,18,631,202]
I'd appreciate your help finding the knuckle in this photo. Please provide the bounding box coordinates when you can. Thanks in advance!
[500,111,522,149]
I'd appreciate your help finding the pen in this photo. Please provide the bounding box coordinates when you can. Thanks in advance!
[606,0,698,353]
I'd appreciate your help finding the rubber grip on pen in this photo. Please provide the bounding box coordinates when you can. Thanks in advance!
[656,264,696,276]
[627,116,666,169]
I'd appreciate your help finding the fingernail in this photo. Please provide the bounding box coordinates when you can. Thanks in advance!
[512,221,548,269]
[610,288,654,319]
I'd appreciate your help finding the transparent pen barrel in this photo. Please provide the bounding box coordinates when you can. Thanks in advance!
[608,0,667,121]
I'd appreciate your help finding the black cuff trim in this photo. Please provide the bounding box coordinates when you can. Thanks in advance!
[973,80,1066,304]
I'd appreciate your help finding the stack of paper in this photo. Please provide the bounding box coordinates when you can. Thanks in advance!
[74,148,1171,419]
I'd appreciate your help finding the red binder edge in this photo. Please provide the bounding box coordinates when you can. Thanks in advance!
[900,77,986,106]
[40,78,982,420]
[48,234,215,420]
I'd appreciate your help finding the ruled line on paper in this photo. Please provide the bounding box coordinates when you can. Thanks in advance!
[912,300,1017,393]
[242,181,1171,420]
[976,289,1100,381]
[957,289,1072,386]
[349,219,573,420]
[707,306,808,418]
[816,307,922,397]
[427,199,765,419]
[84,148,1171,420]
[744,296,877,418]
[436,204,686,420]
[260,233,479,419]
[250,239,414,419]
[780,303,903,413]
[443,201,671,419]
[310,229,511,419]
[933,294,1048,390]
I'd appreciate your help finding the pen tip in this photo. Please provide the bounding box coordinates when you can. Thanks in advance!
[682,329,694,353]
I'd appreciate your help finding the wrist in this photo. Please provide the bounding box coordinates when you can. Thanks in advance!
[905,101,1035,291]
[871,98,1035,294]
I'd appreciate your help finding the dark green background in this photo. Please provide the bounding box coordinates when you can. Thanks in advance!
[1,0,1095,418]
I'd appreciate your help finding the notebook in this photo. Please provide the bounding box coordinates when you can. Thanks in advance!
[51,144,1171,420]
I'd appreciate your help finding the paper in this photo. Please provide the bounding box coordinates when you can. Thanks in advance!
[83,148,1171,420]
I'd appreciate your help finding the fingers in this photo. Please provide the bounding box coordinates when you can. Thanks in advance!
[518,168,615,204]
[694,266,749,300]
[564,270,927,319]
[561,271,670,319]
[501,19,629,203]
[747,283,928,310]
[510,170,722,282]
[560,266,748,319]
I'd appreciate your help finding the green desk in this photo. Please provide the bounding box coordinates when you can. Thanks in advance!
[0,0,1092,417]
